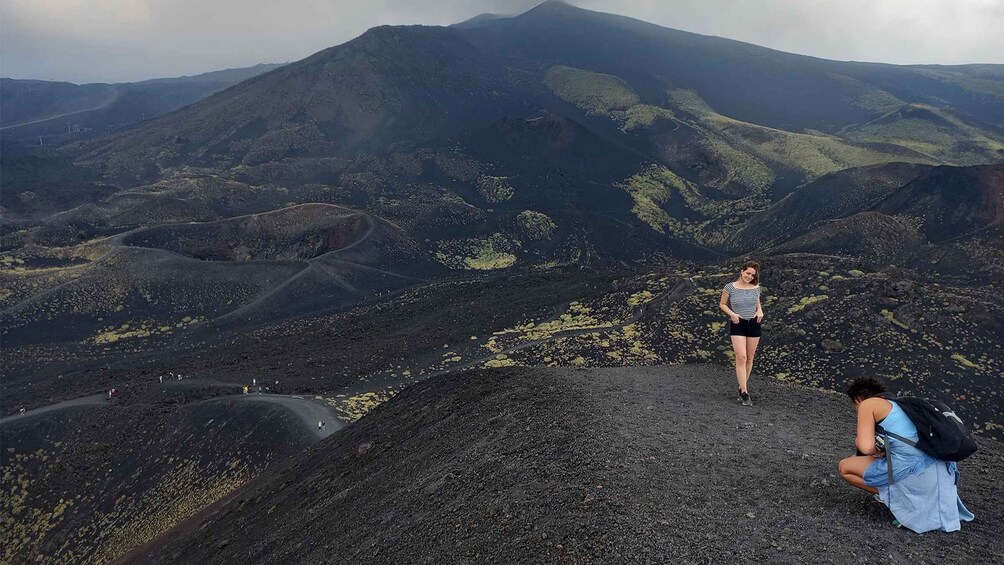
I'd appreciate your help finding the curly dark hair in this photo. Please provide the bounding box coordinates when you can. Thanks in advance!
[845,376,888,401]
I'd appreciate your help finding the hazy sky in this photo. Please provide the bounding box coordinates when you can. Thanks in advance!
[3,0,1003,84]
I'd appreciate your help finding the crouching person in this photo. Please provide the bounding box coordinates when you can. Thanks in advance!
[838,376,974,532]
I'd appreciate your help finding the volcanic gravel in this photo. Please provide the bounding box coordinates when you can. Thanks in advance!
[127,365,1004,565]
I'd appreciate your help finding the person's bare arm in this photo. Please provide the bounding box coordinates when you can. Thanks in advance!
[719,291,739,323]
[755,297,764,323]
[855,399,880,455]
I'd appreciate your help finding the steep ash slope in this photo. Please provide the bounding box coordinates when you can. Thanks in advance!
[0,382,315,565]
[129,365,1004,565]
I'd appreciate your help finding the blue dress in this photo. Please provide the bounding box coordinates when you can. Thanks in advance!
[863,401,974,533]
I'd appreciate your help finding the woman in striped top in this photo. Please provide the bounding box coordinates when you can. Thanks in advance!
[719,261,764,406]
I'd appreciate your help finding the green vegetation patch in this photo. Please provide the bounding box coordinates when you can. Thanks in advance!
[544,65,640,116]
[788,295,829,314]
[516,211,557,241]
[825,72,906,114]
[434,233,520,270]
[476,175,515,203]
[666,88,937,179]
[951,353,980,369]
[852,90,907,114]
[92,316,205,345]
[844,103,1004,165]
[618,165,699,235]
[334,390,397,422]
[665,89,716,116]
[620,104,675,131]
[544,66,677,133]
[698,136,776,193]
[912,68,1004,99]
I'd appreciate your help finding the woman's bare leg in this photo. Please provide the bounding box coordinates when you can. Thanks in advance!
[731,335,748,392]
[838,456,880,495]
[745,336,760,388]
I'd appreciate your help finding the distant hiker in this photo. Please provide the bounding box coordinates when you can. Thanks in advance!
[177,374,182,381]
[108,389,113,399]
[159,375,163,383]
[19,406,25,415]
[252,378,256,386]
[318,420,323,431]
[838,376,974,532]
[243,386,248,395]
[719,260,763,406]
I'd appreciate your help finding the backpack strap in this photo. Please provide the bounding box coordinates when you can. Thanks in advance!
[876,425,894,486]
[882,429,918,447]
[875,427,919,486]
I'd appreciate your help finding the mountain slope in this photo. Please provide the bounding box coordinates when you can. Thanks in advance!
[77,26,516,182]
[0,64,285,143]
[124,366,1004,565]
[725,162,931,252]
[46,2,999,272]
[461,1,1004,134]
[877,163,1004,242]
[0,382,315,565]
[75,2,1004,188]
[0,79,116,126]
[767,211,925,262]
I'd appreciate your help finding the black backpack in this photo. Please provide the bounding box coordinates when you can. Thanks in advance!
[878,394,979,462]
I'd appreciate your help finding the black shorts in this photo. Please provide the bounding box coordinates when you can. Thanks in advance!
[729,317,762,337]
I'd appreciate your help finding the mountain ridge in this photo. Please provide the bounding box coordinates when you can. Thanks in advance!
[121,365,1004,565]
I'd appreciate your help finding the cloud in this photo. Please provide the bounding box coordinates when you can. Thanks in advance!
[2,0,1002,84]
[580,0,1004,65]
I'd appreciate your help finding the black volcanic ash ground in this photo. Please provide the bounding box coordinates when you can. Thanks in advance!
[127,365,1004,565]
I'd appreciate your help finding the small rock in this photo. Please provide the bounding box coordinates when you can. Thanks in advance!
[357,442,373,455]
[217,539,230,549]
[821,338,844,353]
[746,512,756,518]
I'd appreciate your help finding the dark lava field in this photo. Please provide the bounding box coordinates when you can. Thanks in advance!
[2,2,1003,564]
[124,366,1004,565]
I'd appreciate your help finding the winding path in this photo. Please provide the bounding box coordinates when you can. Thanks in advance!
[4,279,694,436]
[0,393,107,424]
[223,394,341,439]
[2,389,340,440]
[0,89,120,131]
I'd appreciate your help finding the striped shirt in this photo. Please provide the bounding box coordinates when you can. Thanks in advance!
[724,282,761,319]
